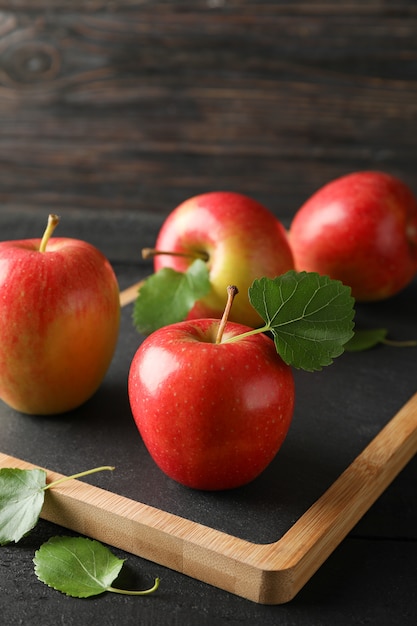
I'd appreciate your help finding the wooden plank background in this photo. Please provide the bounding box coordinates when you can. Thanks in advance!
[0,1,416,222]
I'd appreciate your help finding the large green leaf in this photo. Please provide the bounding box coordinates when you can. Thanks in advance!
[34,536,160,598]
[34,536,125,598]
[248,271,355,371]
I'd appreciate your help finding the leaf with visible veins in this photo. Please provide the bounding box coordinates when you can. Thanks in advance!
[34,536,160,598]
[0,466,114,545]
[247,271,355,371]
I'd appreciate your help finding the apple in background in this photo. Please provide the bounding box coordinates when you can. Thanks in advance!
[146,191,294,327]
[0,214,120,415]
[288,171,417,301]
[128,316,295,491]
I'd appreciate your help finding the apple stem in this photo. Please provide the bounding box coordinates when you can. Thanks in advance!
[39,214,60,253]
[215,285,239,344]
[142,248,209,262]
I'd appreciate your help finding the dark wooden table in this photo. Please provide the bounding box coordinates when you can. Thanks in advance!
[1,3,416,625]
[1,1,416,222]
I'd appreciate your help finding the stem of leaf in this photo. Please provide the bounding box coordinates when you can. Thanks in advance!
[382,338,417,347]
[107,578,160,595]
[43,466,115,491]
[222,324,270,344]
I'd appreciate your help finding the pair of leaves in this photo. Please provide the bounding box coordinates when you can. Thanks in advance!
[133,262,415,368]
[0,466,159,598]
[134,265,356,372]
[248,273,415,363]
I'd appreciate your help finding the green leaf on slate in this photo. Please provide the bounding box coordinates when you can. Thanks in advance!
[0,468,46,545]
[34,536,125,598]
[133,259,211,335]
[34,536,160,598]
[344,328,388,352]
[344,328,417,351]
[248,271,355,371]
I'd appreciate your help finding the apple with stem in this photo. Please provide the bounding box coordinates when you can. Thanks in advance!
[128,271,354,491]
[142,191,294,328]
[128,286,295,490]
[0,214,120,415]
[288,171,417,301]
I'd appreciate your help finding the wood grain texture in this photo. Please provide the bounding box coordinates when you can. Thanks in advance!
[0,2,416,221]
[1,389,416,604]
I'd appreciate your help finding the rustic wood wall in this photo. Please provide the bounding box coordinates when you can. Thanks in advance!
[0,1,416,223]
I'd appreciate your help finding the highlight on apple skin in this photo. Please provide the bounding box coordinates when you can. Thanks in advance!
[128,318,295,491]
[288,171,417,301]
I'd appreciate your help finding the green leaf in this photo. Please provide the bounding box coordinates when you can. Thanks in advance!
[133,259,211,335]
[34,536,125,598]
[34,536,160,598]
[0,468,46,545]
[344,328,388,352]
[0,466,114,545]
[248,271,355,371]
[345,328,417,351]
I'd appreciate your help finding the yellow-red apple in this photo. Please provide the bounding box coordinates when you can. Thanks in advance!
[148,191,294,327]
[0,215,120,415]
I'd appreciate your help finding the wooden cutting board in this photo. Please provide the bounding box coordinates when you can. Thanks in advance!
[1,390,416,604]
[1,283,417,604]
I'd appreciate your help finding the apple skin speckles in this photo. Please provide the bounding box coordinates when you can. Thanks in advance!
[128,318,294,491]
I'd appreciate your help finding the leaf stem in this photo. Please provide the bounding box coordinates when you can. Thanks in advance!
[107,577,160,595]
[43,466,115,491]
[382,338,417,347]
[222,324,270,344]
[215,285,239,344]
[39,214,60,253]
[142,248,209,262]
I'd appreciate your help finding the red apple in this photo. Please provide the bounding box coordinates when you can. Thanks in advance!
[288,171,417,301]
[147,191,294,327]
[0,215,120,415]
[128,317,295,491]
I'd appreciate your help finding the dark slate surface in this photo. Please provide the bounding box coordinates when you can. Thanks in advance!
[1,1,417,612]
[0,211,416,625]
[1,277,417,544]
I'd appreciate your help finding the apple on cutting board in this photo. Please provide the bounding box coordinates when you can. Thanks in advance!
[289,171,417,301]
[0,215,120,415]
